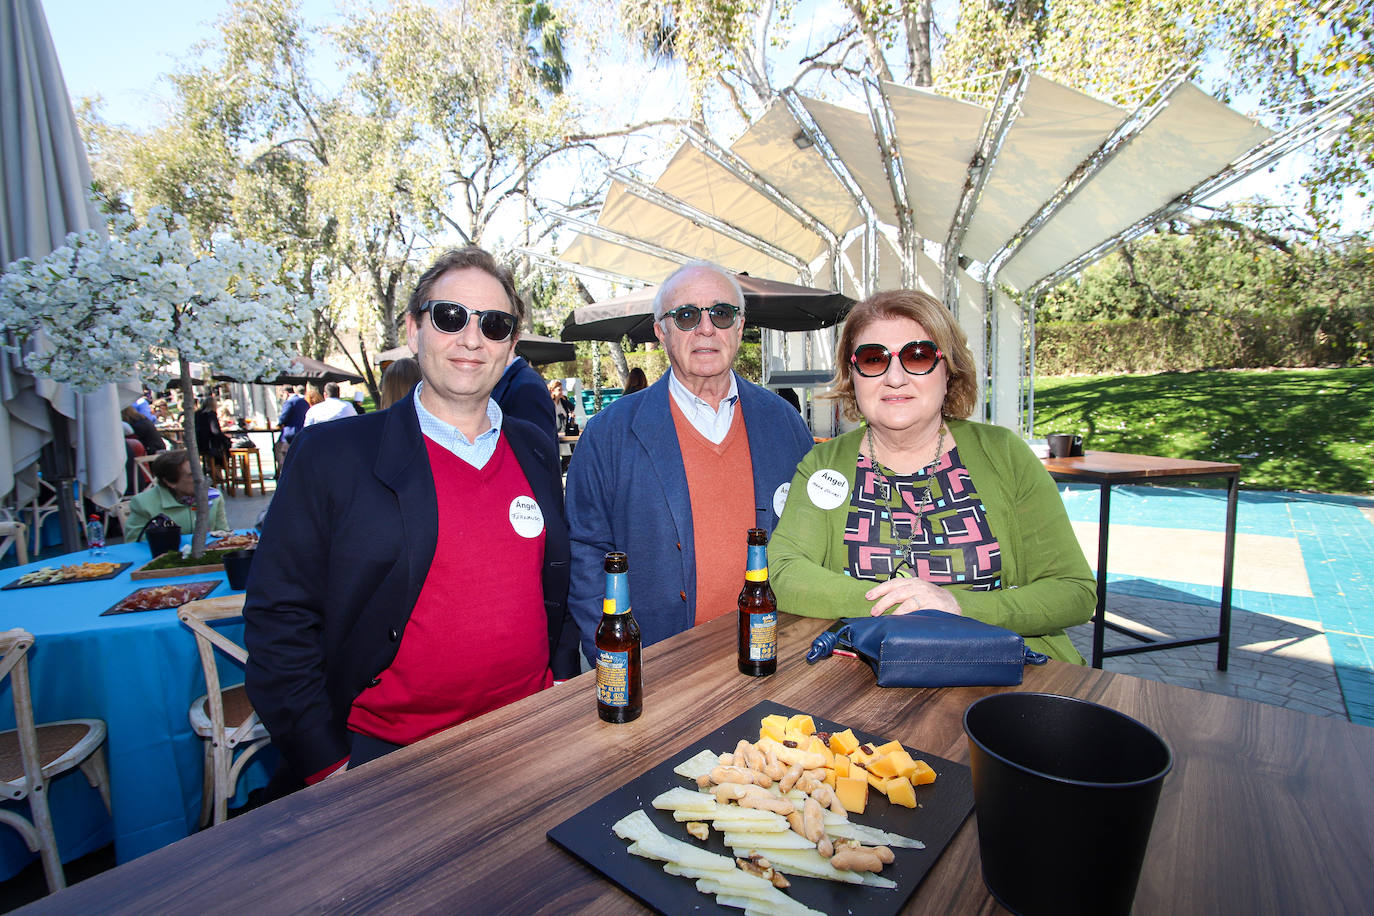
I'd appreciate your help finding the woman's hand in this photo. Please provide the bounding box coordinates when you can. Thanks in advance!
[865,575,962,617]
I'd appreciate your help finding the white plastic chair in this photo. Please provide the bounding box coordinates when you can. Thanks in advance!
[0,629,111,893]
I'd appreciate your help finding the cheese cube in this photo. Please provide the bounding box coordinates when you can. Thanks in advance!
[832,755,850,779]
[834,776,869,815]
[786,714,816,736]
[864,770,891,794]
[882,748,918,780]
[873,740,904,756]
[759,721,788,743]
[887,776,917,808]
[867,753,901,779]
[828,728,860,756]
[910,759,937,785]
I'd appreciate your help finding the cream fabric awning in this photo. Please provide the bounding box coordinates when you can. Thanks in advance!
[557,75,1273,299]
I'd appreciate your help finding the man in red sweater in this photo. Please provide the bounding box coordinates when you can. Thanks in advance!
[245,248,577,792]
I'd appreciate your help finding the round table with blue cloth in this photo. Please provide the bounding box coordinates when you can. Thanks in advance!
[0,540,274,878]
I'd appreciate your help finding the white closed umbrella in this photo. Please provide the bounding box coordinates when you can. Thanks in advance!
[1,0,132,548]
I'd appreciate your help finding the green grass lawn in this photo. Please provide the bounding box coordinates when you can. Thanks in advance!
[1032,367,1374,494]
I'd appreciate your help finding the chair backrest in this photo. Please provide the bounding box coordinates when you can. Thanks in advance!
[0,629,43,801]
[178,596,255,746]
[133,455,158,491]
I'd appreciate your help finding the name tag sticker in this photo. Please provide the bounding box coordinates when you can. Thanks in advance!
[509,495,544,538]
[772,481,790,519]
[806,469,848,510]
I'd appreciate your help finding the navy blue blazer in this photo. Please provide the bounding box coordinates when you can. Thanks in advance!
[244,390,576,782]
[492,356,557,452]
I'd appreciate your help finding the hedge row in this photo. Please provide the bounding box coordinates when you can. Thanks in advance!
[1035,306,1374,375]
[542,342,764,387]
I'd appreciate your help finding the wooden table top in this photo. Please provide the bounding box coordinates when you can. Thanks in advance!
[1042,449,1241,481]
[32,614,1374,914]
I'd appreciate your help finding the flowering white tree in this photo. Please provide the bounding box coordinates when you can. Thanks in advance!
[0,206,314,557]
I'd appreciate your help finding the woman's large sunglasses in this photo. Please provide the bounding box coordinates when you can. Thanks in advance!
[420,300,517,341]
[662,302,741,332]
[850,340,944,377]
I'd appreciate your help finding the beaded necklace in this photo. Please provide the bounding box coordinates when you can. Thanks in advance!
[865,422,946,577]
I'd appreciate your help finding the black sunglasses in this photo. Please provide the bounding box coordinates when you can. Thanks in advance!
[662,302,741,332]
[419,300,516,341]
[850,340,945,377]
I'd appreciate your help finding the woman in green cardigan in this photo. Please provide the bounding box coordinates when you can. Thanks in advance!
[769,290,1093,663]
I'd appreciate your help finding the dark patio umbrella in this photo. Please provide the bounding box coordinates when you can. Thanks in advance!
[515,333,576,365]
[213,355,364,385]
[375,334,575,368]
[560,274,853,344]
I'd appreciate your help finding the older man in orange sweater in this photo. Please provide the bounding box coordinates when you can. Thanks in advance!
[564,261,814,665]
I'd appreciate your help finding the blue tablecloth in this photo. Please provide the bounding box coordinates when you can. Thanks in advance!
[0,541,273,878]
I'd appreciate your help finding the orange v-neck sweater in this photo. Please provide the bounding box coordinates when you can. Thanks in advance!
[669,398,754,625]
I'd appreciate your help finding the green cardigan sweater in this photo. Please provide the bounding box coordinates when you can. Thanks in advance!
[769,419,1094,664]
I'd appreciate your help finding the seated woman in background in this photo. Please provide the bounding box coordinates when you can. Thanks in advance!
[768,289,1094,664]
[379,357,422,409]
[124,449,229,543]
[622,367,648,394]
[195,396,233,463]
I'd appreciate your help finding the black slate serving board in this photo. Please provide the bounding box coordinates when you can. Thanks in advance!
[3,562,132,590]
[99,579,220,616]
[547,699,973,916]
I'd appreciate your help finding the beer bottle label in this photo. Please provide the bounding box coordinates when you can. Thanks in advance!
[747,612,777,661]
[603,571,630,615]
[745,543,768,582]
[596,649,632,706]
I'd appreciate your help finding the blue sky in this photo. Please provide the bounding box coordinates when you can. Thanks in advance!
[42,0,348,129]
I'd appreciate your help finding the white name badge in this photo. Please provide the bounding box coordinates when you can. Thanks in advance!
[509,495,544,538]
[806,468,848,510]
[772,481,791,520]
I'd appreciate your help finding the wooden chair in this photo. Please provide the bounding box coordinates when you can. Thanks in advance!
[133,454,157,492]
[0,509,28,567]
[178,596,269,827]
[201,451,234,497]
[23,477,81,557]
[0,629,111,893]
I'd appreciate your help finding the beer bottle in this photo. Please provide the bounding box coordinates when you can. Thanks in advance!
[737,528,778,677]
[595,551,642,723]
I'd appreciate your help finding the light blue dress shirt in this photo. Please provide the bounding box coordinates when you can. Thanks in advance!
[666,368,739,445]
[412,381,504,468]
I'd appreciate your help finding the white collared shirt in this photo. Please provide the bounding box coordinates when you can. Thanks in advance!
[667,369,739,445]
[412,381,504,468]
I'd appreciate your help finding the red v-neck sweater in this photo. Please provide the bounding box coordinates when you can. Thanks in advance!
[347,436,553,746]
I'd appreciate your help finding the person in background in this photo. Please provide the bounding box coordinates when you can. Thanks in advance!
[492,348,557,452]
[549,380,575,429]
[776,387,802,413]
[379,357,422,409]
[245,245,576,795]
[564,259,814,665]
[122,405,166,455]
[195,396,233,463]
[133,390,157,423]
[768,289,1095,664]
[303,382,360,427]
[352,391,368,414]
[276,385,309,467]
[622,367,649,395]
[124,449,228,543]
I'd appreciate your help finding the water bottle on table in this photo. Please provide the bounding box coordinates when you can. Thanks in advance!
[86,514,107,556]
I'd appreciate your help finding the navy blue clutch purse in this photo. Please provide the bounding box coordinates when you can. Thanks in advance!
[806,610,1049,687]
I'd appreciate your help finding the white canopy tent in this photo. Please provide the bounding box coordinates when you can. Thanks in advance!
[553,70,1368,432]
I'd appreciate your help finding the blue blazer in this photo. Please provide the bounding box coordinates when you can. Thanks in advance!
[245,391,576,782]
[564,373,813,664]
